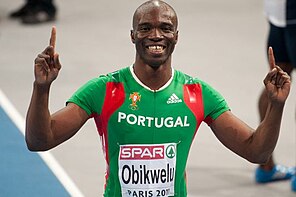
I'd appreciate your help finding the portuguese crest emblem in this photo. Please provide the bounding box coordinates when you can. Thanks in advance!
[129,92,141,110]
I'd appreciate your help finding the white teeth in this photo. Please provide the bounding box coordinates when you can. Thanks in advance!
[148,46,163,50]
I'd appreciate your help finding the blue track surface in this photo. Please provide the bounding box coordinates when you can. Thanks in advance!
[0,106,70,197]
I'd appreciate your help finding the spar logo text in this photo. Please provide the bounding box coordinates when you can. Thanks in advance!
[120,145,164,160]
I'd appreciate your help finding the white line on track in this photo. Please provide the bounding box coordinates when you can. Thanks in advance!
[0,89,85,197]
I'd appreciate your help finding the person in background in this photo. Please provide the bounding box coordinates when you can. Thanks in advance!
[255,0,296,189]
[9,0,57,24]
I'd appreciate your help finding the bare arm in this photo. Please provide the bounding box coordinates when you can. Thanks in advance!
[210,47,291,164]
[26,27,89,151]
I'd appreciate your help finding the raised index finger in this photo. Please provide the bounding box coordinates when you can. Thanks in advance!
[49,26,56,49]
[268,46,276,70]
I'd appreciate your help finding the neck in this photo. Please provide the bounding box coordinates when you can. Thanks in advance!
[133,60,172,91]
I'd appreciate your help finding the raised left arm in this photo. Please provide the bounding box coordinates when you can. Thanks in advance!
[210,47,291,164]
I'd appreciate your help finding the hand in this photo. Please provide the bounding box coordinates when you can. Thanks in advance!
[34,26,61,86]
[263,47,291,104]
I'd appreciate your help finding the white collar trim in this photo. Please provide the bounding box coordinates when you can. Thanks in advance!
[129,65,174,92]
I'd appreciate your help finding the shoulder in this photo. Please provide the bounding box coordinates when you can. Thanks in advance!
[174,69,209,87]
[87,66,130,86]
[174,69,224,100]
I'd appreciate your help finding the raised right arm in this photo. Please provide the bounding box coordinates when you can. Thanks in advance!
[25,27,89,151]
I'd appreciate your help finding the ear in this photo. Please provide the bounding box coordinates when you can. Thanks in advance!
[130,30,135,44]
[174,30,179,44]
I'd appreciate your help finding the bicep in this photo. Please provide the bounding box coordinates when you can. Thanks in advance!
[50,103,89,146]
[210,111,255,158]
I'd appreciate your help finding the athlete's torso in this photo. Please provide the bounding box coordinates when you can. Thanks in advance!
[68,66,229,197]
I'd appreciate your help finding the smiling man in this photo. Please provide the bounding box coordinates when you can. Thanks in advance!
[25,0,291,196]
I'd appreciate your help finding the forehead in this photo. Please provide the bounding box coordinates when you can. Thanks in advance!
[134,4,177,27]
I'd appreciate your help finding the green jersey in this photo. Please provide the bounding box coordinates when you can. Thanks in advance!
[67,66,229,197]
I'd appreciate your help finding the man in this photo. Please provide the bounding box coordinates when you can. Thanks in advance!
[255,0,296,186]
[26,0,291,196]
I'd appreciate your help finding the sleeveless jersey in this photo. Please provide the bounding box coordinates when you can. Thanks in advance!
[67,66,230,197]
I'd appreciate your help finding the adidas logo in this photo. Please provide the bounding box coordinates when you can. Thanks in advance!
[167,93,182,104]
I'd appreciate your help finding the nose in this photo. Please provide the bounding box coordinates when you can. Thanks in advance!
[149,28,163,40]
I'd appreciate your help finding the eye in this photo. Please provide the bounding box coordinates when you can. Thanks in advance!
[138,25,151,32]
[161,25,174,33]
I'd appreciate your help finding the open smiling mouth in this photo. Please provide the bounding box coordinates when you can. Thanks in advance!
[146,45,166,54]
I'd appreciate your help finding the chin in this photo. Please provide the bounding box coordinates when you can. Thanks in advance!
[147,61,170,69]
[148,62,162,68]
[145,58,167,68]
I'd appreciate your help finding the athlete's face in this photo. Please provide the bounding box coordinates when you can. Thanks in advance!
[131,3,178,68]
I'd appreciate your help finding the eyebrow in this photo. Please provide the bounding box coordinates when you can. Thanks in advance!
[137,21,174,27]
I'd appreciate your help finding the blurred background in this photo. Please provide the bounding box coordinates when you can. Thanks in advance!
[0,0,295,196]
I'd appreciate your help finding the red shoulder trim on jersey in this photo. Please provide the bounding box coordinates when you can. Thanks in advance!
[183,84,204,133]
[94,82,125,187]
[204,116,214,125]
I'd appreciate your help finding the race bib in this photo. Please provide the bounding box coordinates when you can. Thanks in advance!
[118,143,177,197]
